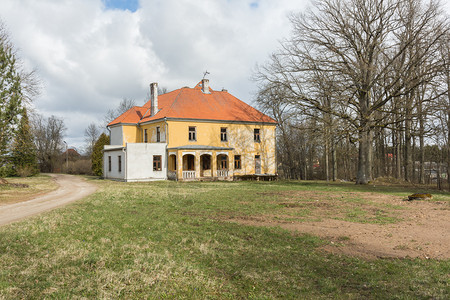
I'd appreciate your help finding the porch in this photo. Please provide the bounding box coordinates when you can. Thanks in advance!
[167,145,234,181]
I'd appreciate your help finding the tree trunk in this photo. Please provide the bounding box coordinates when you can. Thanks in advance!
[356,127,371,184]
[417,98,425,184]
[395,127,402,179]
[332,141,337,181]
[404,107,412,182]
[325,136,329,181]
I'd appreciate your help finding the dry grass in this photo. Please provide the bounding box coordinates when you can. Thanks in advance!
[0,179,448,298]
[0,175,58,205]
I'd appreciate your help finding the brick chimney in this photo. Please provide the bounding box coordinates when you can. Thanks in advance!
[201,79,210,94]
[150,82,158,116]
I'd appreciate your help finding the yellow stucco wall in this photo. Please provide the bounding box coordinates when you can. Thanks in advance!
[167,120,276,175]
[118,120,277,175]
[122,125,141,145]
[140,121,167,143]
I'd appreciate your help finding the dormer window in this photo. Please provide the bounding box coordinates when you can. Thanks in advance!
[189,126,196,141]
[220,127,227,142]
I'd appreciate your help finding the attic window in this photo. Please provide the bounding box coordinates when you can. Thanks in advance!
[156,126,161,142]
[144,129,148,143]
[189,126,196,141]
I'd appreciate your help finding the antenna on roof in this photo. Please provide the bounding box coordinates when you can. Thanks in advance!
[202,70,210,79]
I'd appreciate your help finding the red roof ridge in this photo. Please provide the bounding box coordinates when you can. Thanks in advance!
[108,106,144,126]
[108,107,134,126]
[160,87,185,120]
[108,81,277,126]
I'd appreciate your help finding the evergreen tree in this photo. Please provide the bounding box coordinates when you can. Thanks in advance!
[92,133,110,176]
[11,108,38,176]
[0,26,23,167]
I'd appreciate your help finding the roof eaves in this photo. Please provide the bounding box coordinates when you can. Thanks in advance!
[138,117,166,125]
[107,106,141,127]
[165,117,277,125]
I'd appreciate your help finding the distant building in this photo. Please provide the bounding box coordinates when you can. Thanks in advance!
[61,148,81,161]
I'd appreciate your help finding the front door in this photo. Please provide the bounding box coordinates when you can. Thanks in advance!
[255,155,261,174]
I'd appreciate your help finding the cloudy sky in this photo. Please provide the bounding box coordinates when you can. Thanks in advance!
[1,0,449,151]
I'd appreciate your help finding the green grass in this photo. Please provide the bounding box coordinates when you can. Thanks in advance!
[0,179,448,298]
[0,174,58,204]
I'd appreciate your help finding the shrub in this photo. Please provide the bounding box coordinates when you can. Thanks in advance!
[16,165,37,177]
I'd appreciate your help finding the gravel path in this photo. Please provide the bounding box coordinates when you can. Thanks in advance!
[0,174,97,226]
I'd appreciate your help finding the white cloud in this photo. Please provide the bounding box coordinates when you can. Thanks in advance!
[0,0,310,149]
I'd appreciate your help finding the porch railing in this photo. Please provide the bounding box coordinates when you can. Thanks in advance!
[183,171,195,179]
[217,169,229,177]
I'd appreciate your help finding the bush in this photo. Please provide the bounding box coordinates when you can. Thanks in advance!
[16,165,37,177]
[0,164,15,177]
[63,159,93,175]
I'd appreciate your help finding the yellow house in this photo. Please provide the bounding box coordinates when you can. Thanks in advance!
[103,79,277,181]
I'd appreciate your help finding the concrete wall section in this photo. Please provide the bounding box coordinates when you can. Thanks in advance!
[103,148,126,180]
[125,143,167,181]
[110,126,123,146]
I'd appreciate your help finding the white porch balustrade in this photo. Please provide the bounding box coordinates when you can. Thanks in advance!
[217,169,228,177]
[183,171,196,179]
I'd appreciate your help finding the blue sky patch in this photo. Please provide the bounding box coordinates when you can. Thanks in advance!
[250,2,259,9]
[102,0,139,12]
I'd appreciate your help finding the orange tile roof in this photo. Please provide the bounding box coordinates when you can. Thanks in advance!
[108,81,276,126]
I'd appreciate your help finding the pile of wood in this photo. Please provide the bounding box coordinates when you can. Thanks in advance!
[0,178,29,188]
[408,193,432,201]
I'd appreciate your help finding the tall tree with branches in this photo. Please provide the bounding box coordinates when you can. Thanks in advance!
[256,0,449,184]
[0,21,39,175]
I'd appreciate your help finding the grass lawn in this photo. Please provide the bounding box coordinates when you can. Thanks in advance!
[0,174,58,205]
[0,179,448,298]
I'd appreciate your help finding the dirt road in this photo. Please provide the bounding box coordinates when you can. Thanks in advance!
[0,174,97,226]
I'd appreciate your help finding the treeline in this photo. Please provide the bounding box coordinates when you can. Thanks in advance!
[255,0,450,187]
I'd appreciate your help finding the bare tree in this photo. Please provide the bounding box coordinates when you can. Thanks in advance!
[32,114,66,173]
[256,0,448,184]
[103,97,136,127]
[84,122,101,156]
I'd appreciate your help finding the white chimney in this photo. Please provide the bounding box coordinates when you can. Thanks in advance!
[201,79,210,94]
[150,82,158,116]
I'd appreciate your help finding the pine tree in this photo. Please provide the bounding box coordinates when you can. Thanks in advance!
[11,108,38,176]
[0,26,23,167]
[92,133,110,176]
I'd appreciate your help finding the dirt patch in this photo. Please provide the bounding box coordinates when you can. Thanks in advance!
[228,191,450,260]
[0,174,97,226]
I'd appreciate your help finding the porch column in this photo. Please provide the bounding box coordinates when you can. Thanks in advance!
[177,150,183,180]
[195,151,201,178]
[228,150,234,178]
[212,151,217,177]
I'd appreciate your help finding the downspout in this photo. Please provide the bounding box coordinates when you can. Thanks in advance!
[164,117,170,180]
[275,125,278,177]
